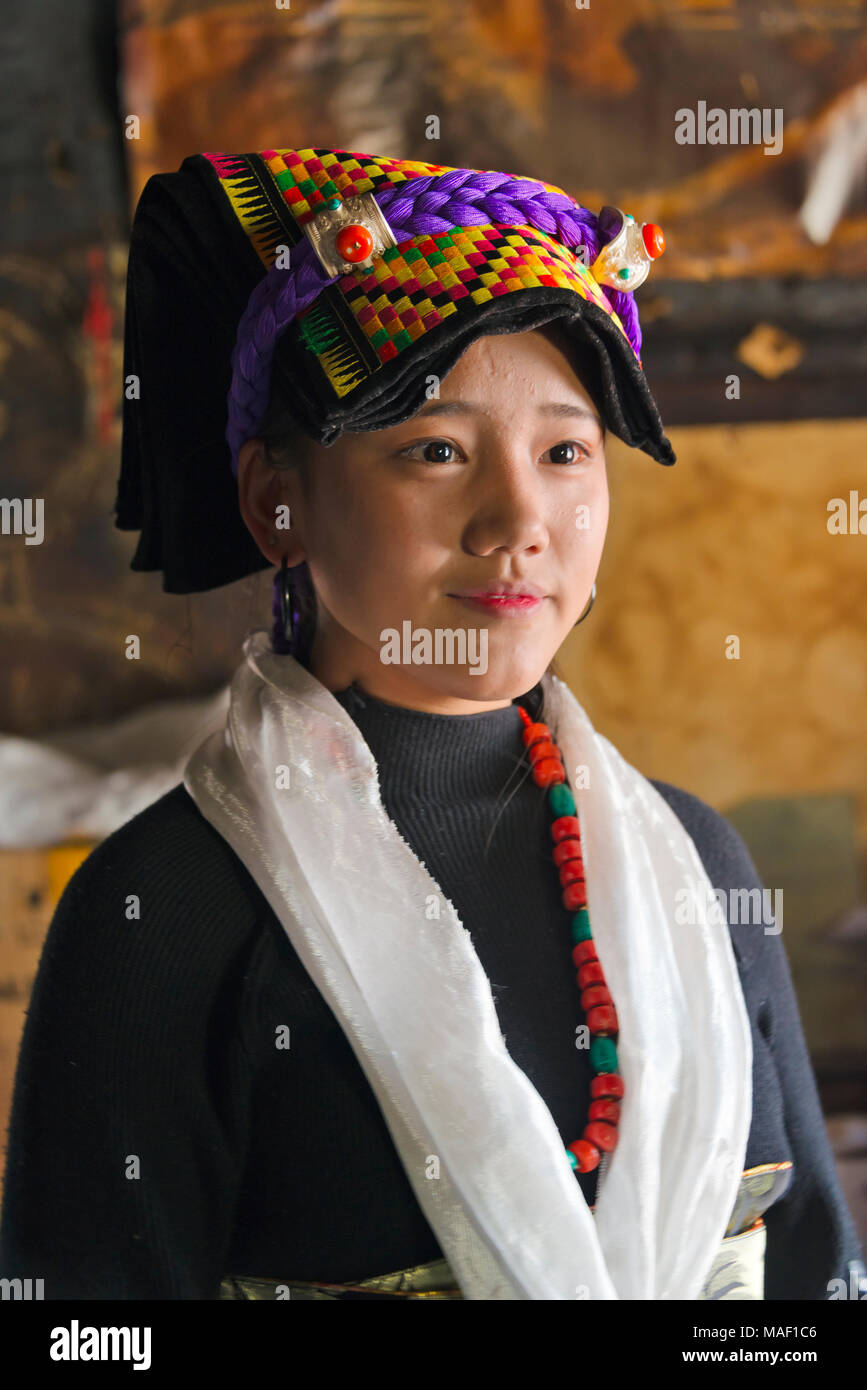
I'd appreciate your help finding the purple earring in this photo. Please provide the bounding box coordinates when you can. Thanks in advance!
[272,555,299,653]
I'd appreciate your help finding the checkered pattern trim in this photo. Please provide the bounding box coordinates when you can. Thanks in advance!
[261,147,449,225]
[342,222,615,360]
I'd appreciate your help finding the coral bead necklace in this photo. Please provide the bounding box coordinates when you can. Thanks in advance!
[518,705,623,1189]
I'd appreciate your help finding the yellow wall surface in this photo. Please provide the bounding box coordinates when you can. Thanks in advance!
[558,417,867,851]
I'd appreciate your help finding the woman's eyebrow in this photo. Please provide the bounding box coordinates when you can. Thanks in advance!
[414,400,600,424]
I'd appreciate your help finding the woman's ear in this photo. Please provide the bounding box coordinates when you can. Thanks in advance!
[236,438,307,566]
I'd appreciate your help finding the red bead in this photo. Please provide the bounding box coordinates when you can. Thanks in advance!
[589,1098,620,1125]
[521,721,550,749]
[568,1139,601,1173]
[532,757,565,787]
[335,224,375,263]
[528,739,559,766]
[584,1120,618,1152]
[642,223,665,259]
[591,1074,624,1099]
[581,984,611,1010]
[587,1004,618,1034]
[559,860,585,888]
[551,815,581,842]
[571,940,597,968]
[553,837,582,867]
[577,960,604,990]
[563,883,587,911]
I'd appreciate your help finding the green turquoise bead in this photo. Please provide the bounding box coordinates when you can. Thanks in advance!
[618,267,631,279]
[567,1148,578,1170]
[570,909,592,944]
[547,783,576,818]
[590,1036,618,1072]
[324,196,341,210]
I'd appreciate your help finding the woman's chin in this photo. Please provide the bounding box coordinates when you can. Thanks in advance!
[400,657,552,706]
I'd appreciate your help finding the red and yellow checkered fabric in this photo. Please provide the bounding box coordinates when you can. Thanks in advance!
[205,147,631,400]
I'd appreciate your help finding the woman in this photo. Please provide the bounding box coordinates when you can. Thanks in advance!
[0,146,861,1300]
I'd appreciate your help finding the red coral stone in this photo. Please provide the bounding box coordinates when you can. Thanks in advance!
[581,984,611,1010]
[571,940,598,968]
[642,223,665,259]
[591,1074,625,1099]
[563,884,587,911]
[568,1139,601,1172]
[584,1121,618,1152]
[577,960,605,990]
[589,1098,620,1125]
[335,224,375,262]
[532,757,565,787]
[528,739,559,766]
[559,860,586,887]
[553,837,582,867]
[587,1004,618,1034]
[551,815,581,842]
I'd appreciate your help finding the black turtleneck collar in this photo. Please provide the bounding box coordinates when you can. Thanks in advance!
[331,681,529,803]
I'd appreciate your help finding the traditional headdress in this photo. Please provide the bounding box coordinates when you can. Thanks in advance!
[116,146,675,598]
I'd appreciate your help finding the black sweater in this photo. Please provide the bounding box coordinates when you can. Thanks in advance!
[0,683,862,1299]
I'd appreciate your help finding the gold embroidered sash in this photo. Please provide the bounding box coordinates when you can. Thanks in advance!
[219,1162,793,1301]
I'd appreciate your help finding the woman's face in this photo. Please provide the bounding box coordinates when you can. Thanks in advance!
[238,324,609,714]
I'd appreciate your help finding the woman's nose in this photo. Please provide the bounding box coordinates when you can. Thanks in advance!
[460,456,550,556]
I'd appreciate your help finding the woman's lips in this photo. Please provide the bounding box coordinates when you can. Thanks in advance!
[448,593,545,615]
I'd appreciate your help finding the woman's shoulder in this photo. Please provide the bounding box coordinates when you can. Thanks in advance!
[78,779,251,879]
[53,782,266,955]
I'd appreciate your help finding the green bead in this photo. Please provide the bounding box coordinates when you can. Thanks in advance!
[324,196,341,210]
[617,267,631,279]
[547,783,576,818]
[570,909,592,944]
[566,1148,578,1170]
[590,1036,618,1072]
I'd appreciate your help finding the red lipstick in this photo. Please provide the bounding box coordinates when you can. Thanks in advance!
[448,582,546,616]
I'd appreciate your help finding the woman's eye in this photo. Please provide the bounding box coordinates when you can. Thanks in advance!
[400,439,462,464]
[398,439,593,466]
[546,441,592,466]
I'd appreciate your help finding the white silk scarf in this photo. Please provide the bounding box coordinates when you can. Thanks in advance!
[184,629,752,1300]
